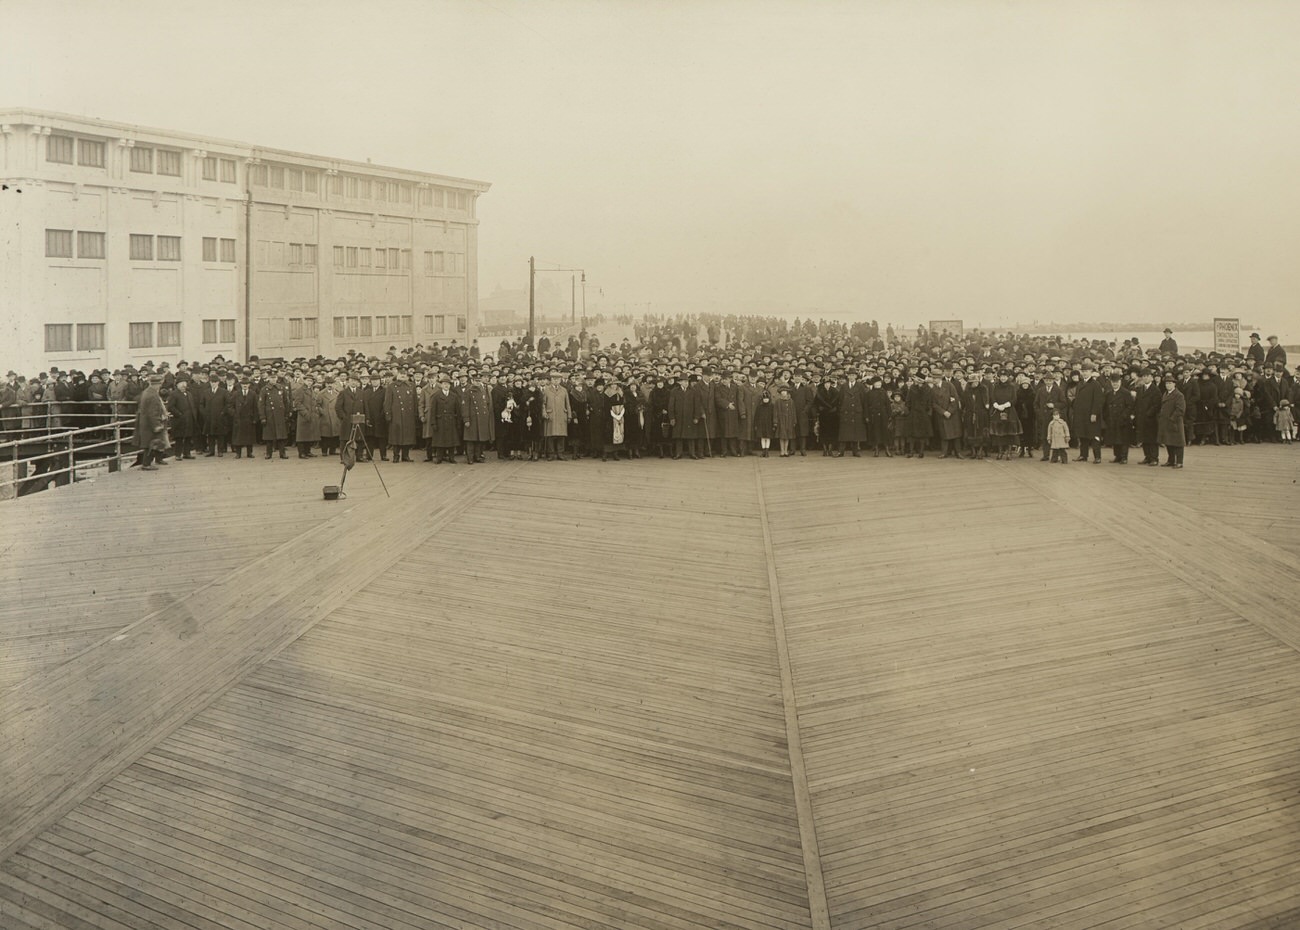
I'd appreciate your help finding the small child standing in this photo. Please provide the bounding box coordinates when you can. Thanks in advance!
[1046,405,1071,463]
[1276,399,1296,443]
[1229,388,1247,444]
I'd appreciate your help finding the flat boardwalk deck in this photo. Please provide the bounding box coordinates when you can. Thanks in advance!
[1,445,1298,929]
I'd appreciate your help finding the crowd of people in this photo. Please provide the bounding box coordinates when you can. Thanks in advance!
[2,319,1295,474]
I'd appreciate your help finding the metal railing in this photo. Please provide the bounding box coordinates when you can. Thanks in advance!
[1,401,139,499]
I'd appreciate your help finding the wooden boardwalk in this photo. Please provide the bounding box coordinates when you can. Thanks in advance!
[1,445,1299,928]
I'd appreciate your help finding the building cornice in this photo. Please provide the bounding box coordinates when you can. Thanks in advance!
[0,108,491,193]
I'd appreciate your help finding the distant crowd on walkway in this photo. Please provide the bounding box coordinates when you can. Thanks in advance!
[2,316,1296,472]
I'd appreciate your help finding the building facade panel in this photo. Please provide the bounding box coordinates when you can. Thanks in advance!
[0,110,488,374]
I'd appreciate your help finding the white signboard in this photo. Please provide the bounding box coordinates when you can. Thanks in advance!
[929,319,964,337]
[1213,318,1240,355]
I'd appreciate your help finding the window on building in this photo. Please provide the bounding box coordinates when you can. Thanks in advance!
[158,236,181,261]
[434,189,445,207]
[289,242,303,264]
[399,184,412,204]
[248,163,268,186]
[220,238,236,262]
[156,150,181,176]
[202,156,218,181]
[303,244,317,265]
[389,314,400,335]
[304,318,318,338]
[130,147,153,172]
[373,248,385,269]
[433,315,445,335]
[387,248,399,269]
[419,188,432,206]
[401,315,412,334]
[376,316,389,336]
[78,139,105,167]
[423,315,433,333]
[423,251,434,274]
[129,322,153,348]
[77,231,106,259]
[360,317,372,337]
[359,178,372,199]
[220,158,237,182]
[45,229,73,258]
[304,172,318,193]
[289,318,304,340]
[46,135,75,164]
[202,237,218,262]
[158,321,181,346]
[45,323,73,352]
[346,316,359,337]
[333,317,345,338]
[328,175,341,195]
[333,245,345,266]
[220,319,235,343]
[130,234,153,260]
[400,249,411,270]
[360,247,372,268]
[76,323,105,351]
[457,316,466,334]
[269,166,284,189]
[202,319,218,343]
[432,251,444,273]
[345,246,358,268]
[344,176,358,198]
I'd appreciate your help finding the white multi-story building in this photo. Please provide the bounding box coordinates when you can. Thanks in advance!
[0,109,489,373]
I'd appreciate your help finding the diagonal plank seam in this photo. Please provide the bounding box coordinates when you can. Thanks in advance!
[754,463,832,930]
[0,464,522,864]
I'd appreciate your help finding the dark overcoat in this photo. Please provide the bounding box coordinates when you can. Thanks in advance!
[230,387,259,447]
[462,383,495,442]
[1158,387,1187,446]
[384,381,419,446]
[1104,385,1136,446]
[1071,378,1106,442]
[259,383,291,441]
[837,381,867,442]
[428,389,462,447]
[167,389,198,438]
[932,380,963,440]
[1134,383,1162,444]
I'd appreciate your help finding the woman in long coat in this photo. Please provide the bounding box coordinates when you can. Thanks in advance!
[1158,376,1186,468]
[864,380,891,456]
[623,377,644,458]
[963,374,992,459]
[648,378,673,458]
[988,372,1020,459]
[1015,377,1037,457]
[813,378,840,455]
[522,381,545,460]
[752,388,776,456]
[773,387,796,457]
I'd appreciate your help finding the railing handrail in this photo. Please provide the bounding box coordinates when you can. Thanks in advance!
[1,417,136,456]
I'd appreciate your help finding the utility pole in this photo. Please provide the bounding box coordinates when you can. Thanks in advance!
[581,272,586,328]
[528,255,535,348]
[571,274,576,325]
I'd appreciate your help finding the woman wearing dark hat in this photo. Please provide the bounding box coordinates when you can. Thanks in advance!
[903,373,933,458]
[1159,373,1186,468]
[989,370,1020,460]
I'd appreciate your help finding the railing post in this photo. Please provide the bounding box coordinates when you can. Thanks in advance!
[69,431,77,484]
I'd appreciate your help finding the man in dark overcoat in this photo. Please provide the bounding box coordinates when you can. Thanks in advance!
[167,379,198,459]
[1034,371,1067,460]
[384,369,419,462]
[461,371,495,464]
[134,374,170,470]
[1071,364,1106,462]
[931,371,964,458]
[229,375,259,458]
[1103,371,1136,463]
[837,371,867,456]
[363,373,389,460]
[713,372,743,456]
[428,376,462,463]
[1134,370,1162,465]
[258,374,291,459]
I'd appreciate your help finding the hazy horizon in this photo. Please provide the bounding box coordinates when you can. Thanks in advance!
[4,0,1297,341]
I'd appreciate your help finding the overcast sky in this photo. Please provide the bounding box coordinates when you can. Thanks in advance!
[3,0,1298,336]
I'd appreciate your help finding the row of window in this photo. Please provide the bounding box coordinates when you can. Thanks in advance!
[255,240,319,267]
[45,136,472,209]
[332,315,414,338]
[43,315,464,353]
[47,135,239,182]
[46,229,238,263]
[332,245,411,271]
